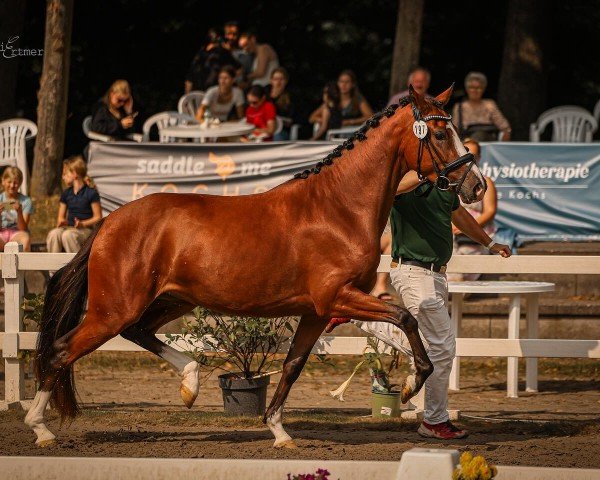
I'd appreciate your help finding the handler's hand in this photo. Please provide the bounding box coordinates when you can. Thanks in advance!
[491,243,511,258]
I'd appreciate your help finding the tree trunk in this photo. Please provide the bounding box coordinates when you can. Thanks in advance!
[389,0,425,98]
[31,0,73,197]
[497,0,547,141]
[0,0,27,120]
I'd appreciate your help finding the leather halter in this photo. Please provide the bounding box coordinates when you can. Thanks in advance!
[410,102,476,196]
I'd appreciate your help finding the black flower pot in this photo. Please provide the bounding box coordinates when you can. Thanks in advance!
[218,373,270,416]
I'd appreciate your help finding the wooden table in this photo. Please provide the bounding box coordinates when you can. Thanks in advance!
[159,122,255,142]
[448,281,555,398]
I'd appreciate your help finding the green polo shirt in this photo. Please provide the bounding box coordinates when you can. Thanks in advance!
[391,184,460,267]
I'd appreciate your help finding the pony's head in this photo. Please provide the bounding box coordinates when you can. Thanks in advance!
[401,84,486,204]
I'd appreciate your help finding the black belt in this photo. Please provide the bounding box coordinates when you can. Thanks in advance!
[391,257,447,273]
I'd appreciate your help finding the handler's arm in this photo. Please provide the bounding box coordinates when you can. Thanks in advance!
[451,206,511,257]
[396,171,422,194]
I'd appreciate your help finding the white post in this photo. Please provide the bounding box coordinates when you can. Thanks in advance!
[449,293,463,391]
[507,294,520,398]
[2,242,25,408]
[525,293,539,392]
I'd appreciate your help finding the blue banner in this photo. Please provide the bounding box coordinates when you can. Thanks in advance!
[480,142,600,241]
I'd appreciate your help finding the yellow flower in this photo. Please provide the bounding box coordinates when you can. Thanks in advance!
[452,468,461,480]
[480,465,491,480]
[461,463,479,480]
[460,451,473,466]
[491,465,498,477]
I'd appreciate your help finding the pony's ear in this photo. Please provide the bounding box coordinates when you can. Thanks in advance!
[408,84,428,112]
[435,84,455,107]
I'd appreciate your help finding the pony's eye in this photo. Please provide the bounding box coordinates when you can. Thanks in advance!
[434,130,446,140]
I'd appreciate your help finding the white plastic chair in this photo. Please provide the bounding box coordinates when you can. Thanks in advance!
[276,116,300,141]
[529,106,597,143]
[593,99,600,127]
[0,119,37,195]
[82,115,112,142]
[274,116,284,137]
[289,124,300,141]
[177,91,205,117]
[142,111,198,142]
[326,126,359,141]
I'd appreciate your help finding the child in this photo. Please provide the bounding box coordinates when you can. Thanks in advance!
[310,81,343,141]
[0,166,34,251]
[46,156,102,253]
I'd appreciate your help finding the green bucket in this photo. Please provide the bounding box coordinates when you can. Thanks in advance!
[371,392,401,418]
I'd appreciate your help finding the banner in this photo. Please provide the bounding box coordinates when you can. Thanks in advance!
[88,141,600,241]
[87,141,333,212]
[480,142,600,241]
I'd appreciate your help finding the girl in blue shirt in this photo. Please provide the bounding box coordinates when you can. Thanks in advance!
[46,156,102,253]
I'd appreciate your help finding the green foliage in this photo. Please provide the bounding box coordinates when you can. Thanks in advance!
[363,337,395,394]
[22,293,45,329]
[166,307,296,379]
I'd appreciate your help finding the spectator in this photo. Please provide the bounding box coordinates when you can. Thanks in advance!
[310,82,343,141]
[91,80,140,140]
[223,20,240,51]
[337,70,373,126]
[185,29,241,93]
[452,71,511,141]
[223,21,254,79]
[0,167,33,252]
[238,32,279,87]
[195,66,245,122]
[46,156,102,254]
[388,66,432,106]
[266,67,295,140]
[449,138,498,281]
[244,85,277,141]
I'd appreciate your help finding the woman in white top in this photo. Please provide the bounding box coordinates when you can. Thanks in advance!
[449,138,498,281]
[238,32,279,87]
[195,66,245,122]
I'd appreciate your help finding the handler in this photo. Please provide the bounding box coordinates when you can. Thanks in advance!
[328,171,511,440]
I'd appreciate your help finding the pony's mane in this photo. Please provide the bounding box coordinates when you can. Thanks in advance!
[294,95,444,179]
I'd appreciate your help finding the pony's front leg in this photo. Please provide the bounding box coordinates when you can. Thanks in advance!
[263,314,327,449]
[331,286,434,403]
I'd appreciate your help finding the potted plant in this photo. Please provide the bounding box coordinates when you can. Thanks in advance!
[330,337,402,418]
[167,307,295,416]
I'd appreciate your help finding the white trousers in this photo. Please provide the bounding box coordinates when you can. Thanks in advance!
[355,262,454,424]
[46,227,92,253]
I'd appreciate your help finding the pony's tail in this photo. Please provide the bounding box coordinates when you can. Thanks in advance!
[34,219,105,420]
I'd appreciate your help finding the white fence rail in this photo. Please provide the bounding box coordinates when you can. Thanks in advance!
[1,242,599,408]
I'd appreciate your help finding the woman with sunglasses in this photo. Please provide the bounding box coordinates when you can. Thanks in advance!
[91,79,139,140]
[244,85,277,141]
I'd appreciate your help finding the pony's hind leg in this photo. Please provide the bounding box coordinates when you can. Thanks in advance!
[120,298,199,408]
[25,315,120,446]
[330,286,434,404]
[264,315,328,448]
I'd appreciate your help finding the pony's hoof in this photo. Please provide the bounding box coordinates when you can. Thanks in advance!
[401,375,417,404]
[180,384,197,409]
[180,361,200,409]
[274,439,298,449]
[36,438,56,448]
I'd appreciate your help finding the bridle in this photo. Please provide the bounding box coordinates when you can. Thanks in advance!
[410,100,476,195]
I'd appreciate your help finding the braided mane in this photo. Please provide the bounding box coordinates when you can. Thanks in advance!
[294,95,442,179]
